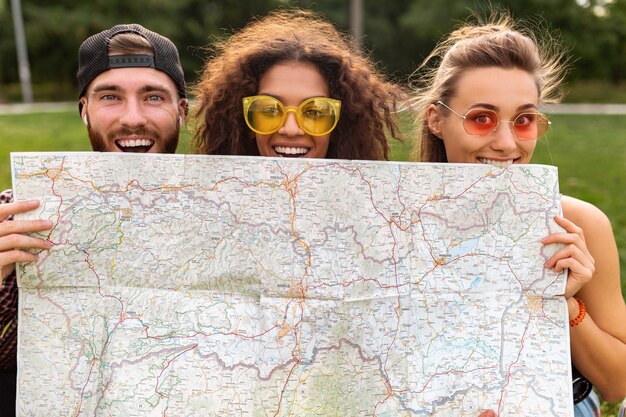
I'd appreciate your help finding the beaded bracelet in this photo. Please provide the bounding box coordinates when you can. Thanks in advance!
[570,298,586,327]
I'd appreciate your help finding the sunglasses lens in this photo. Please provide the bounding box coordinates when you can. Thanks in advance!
[513,113,549,140]
[246,97,284,134]
[298,98,339,136]
[244,96,340,136]
[463,109,498,136]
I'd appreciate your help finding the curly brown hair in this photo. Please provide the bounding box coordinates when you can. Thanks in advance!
[191,9,405,160]
[409,12,568,162]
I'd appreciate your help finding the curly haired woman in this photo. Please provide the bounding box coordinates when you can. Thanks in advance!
[191,9,404,160]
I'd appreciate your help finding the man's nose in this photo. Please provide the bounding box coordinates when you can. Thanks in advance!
[119,100,148,128]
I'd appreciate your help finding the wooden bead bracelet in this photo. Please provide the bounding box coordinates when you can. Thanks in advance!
[570,298,586,327]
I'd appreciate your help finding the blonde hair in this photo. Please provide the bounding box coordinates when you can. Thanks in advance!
[409,13,568,162]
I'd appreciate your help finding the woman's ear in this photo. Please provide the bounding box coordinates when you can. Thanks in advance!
[426,104,444,139]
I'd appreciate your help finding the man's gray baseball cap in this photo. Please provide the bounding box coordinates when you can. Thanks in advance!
[77,23,186,112]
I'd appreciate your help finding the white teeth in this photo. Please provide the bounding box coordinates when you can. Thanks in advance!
[274,146,309,155]
[118,139,154,148]
[478,158,514,168]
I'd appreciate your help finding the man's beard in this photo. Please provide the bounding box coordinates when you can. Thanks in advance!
[87,118,180,154]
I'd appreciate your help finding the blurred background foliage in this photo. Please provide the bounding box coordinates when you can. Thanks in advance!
[1,0,626,103]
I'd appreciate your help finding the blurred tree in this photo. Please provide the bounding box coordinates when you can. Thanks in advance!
[288,0,419,81]
[179,0,283,89]
[397,0,625,84]
[399,0,579,73]
[8,0,190,99]
[1,0,283,100]
[500,0,612,82]
[595,0,626,85]
[1,0,625,101]
[0,0,19,90]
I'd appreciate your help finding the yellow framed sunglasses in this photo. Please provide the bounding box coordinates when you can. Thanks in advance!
[243,95,341,136]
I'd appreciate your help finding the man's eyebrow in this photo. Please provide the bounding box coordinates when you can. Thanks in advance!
[138,85,171,94]
[91,84,121,93]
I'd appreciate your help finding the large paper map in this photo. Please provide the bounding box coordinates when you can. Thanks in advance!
[12,153,572,417]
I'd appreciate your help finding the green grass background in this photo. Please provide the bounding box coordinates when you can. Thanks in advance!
[0,110,625,414]
[0,111,624,299]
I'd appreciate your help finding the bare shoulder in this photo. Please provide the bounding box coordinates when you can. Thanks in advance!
[560,195,612,233]
[561,196,624,340]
